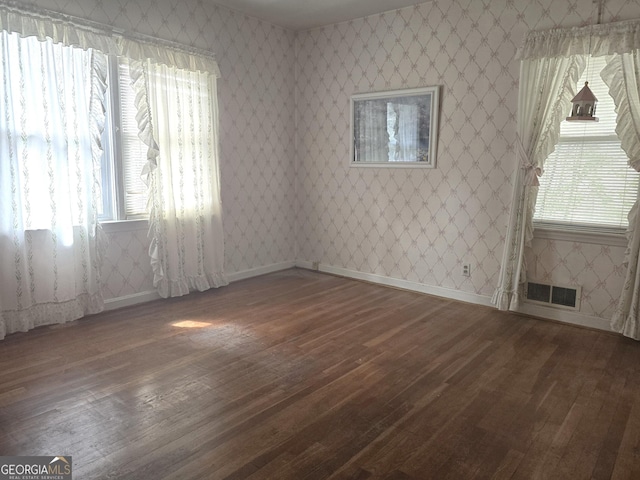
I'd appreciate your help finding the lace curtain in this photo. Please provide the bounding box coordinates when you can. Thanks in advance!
[123,39,227,298]
[0,31,107,339]
[492,54,584,310]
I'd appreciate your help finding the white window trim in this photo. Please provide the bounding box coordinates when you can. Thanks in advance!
[100,219,148,234]
[533,221,628,247]
[107,54,127,221]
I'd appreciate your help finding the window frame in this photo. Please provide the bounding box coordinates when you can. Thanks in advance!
[349,86,440,168]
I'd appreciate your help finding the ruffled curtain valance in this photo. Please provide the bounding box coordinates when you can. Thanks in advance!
[0,1,220,76]
[118,38,221,77]
[519,19,640,60]
[0,1,117,54]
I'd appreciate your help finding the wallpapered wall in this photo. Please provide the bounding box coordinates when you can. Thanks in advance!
[525,239,627,319]
[295,0,640,320]
[21,0,640,322]
[25,0,298,300]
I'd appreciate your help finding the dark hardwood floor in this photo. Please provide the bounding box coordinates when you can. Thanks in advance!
[1,269,640,479]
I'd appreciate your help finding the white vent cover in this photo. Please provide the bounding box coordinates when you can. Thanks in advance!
[525,282,581,311]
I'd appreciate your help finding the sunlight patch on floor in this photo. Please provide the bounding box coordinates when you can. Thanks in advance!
[171,320,214,329]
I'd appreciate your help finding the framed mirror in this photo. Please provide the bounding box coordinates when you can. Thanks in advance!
[350,86,439,168]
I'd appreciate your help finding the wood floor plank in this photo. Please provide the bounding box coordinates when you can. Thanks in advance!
[1,269,640,479]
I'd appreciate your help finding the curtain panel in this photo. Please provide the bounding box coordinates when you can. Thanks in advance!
[396,103,419,162]
[493,55,584,310]
[355,101,389,162]
[602,50,640,338]
[0,32,107,339]
[130,58,228,298]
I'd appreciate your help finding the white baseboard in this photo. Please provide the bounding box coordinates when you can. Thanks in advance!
[227,261,297,283]
[295,261,614,332]
[296,261,493,307]
[295,260,315,270]
[102,261,296,311]
[516,303,612,332]
[102,261,614,334]
[104,290,161,311]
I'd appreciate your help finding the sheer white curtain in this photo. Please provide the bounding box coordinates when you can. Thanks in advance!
[397,103,419,161]
[122,40,227,298]
[603,49,640,338]
[0,32,107,339]
[356,100,389,162]
[493,54,583,310]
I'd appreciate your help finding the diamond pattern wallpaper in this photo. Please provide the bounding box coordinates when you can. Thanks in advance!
[526,239,627,320]
[102,226,154,299]
[295,0,640,320]
[20,0,640,323]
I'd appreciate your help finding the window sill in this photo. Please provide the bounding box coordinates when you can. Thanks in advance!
[100,219,148,234]
[533,223,628,247]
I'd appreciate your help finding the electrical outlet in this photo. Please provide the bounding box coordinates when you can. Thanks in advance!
[312,261,320,271]
[462,264,471,277]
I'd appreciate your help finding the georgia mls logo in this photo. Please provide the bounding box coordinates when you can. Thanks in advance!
[0,456,72,480]
[49,457,71,474]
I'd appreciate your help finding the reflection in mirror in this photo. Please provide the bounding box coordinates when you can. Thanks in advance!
[351,86,439,168]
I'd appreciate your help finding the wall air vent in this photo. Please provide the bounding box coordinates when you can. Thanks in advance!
[525,282,581,311]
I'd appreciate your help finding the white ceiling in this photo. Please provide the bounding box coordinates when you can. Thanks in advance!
[208,0,428,31]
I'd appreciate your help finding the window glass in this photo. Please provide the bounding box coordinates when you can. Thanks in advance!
[534,56,639,230]
[100,57,149,221]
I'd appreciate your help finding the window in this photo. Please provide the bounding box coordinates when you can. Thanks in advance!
[3,30,214,226]
[100,56,149,221]
[0,32,99,231]
[534,56,640,231]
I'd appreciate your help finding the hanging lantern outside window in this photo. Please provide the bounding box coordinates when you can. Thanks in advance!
[566,81,599,122]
